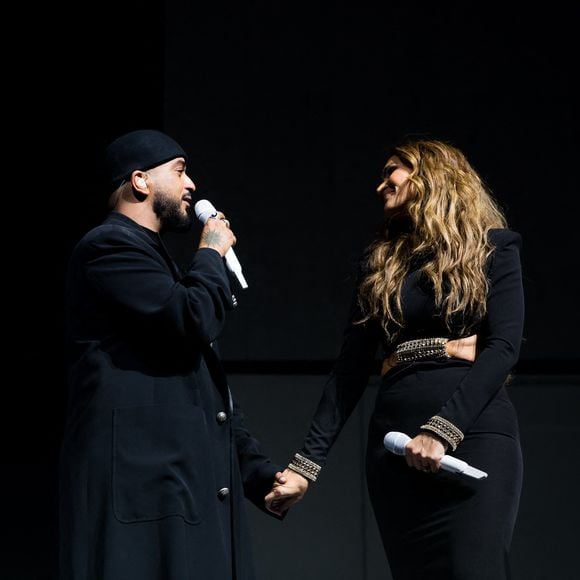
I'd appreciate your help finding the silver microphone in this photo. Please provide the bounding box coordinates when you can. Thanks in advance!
[194,199,248,289]
[383,431,488,480]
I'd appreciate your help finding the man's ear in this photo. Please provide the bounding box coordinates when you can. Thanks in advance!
[131,171,149,191]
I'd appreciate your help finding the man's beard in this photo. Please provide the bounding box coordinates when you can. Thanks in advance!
[153,190,193,232]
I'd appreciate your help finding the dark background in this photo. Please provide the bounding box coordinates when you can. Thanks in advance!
[4,1,578,578]
[165,0,579,365]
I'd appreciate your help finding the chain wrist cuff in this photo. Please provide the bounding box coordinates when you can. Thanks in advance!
[288,453,322,482]
[420,416,464,451]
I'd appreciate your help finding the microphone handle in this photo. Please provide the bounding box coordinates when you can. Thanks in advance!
[225,249,248,289]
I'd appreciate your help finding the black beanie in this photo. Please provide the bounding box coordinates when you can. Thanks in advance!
[103,129,188,188]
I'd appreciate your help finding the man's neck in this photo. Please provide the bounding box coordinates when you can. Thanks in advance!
[114,202,161,233]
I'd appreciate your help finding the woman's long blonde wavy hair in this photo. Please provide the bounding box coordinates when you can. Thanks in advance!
[358,139,507,339]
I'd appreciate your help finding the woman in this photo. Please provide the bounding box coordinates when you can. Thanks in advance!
[266,138,524,579]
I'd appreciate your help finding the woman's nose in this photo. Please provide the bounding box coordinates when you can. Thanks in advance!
[377,181,387,193]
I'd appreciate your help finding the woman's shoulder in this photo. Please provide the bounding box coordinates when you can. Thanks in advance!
[488,227,522,250]
[485,228,523,276]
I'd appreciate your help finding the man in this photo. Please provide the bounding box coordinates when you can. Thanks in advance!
[60,129,285,579]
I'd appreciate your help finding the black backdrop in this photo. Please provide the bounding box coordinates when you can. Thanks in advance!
[161,1,579,364]
[3,1,579,578]
[39,0,579,370]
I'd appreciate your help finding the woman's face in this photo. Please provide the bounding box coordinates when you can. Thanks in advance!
[376,155,413,214]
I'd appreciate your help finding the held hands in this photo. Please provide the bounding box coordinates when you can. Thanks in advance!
[198,211,236,257]
[264,469,310,516]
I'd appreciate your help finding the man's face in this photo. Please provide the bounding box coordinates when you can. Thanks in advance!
[148,158,196,232]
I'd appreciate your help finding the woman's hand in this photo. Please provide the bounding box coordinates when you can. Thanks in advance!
[381,334,478,377]
[445,334,477,361]
[404,432,448,474]
[264,469,309,515]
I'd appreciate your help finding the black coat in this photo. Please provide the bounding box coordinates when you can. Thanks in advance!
[60,212,281,580]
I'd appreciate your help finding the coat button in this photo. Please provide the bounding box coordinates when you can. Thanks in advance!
[216,411,228,424]
[217,487,230,500]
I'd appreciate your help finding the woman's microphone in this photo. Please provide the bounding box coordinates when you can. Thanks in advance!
[383,431,488,479]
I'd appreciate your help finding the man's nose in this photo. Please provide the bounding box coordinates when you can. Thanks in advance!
[185,175,196,191]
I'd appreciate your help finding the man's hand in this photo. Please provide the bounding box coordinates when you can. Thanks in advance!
[198,211,236,257]
[264,469,310,515]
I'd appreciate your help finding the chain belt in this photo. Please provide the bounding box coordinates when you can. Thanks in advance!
[394,337,450,364]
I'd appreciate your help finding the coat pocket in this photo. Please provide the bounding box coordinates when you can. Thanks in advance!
[112,404,212,524]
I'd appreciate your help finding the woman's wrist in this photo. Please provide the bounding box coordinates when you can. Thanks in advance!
[287,453,322,482]
[420,416,464,451]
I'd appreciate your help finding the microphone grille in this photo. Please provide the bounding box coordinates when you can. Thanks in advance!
[383,431,410,455]
[194,199,216,223]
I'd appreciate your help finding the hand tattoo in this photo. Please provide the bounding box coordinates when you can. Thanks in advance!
[201,230,226,250]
